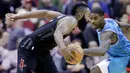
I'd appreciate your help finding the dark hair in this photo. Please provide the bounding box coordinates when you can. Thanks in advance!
[71,2,88,15]
[71,2,88,31]
[77,15,88,31]
[91,7,104,16]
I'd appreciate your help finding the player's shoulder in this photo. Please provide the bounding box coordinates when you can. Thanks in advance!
[59,15,78,24]
[105,18,118,25]
[64,15,77,22]
[104,18,115,22]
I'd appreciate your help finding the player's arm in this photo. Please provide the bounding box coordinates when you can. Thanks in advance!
[64,36,71,46]
[84,31,113,56]
[116,20,130,27]
[54,16,77,61]
[54,16,77,50]
[6,10,63,21]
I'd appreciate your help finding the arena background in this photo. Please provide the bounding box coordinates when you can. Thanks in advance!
[0,0,130,73]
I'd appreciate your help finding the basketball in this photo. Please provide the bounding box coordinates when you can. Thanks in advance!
[65,42,84,64]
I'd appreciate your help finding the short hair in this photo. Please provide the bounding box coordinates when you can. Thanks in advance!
[91,7,104,16]
[71,2,88,15]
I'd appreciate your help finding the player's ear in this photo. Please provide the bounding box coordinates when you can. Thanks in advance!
[75,12,84,20]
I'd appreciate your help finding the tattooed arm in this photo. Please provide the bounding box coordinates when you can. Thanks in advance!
[84,31,113,56]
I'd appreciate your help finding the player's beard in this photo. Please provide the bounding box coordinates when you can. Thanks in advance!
[78,16,88,31]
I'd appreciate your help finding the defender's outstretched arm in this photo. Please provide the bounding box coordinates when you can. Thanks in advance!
[84,31,113,56]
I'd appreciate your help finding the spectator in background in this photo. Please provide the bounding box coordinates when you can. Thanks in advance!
[37,0,59,29]
[63,0,88,15]
[0,46,9,73]
[0,19,3,39]
[38,0,59,11]
[0,46,17,73]
[62,0,78,15]
[52,0,65,12]
[16,0,38,31]
[5,19,26,50]
[0,19,9,48]
[120,4,130,40]
[0,30,9,49]
[112,0,124,19]
[11,0,21,11]
[88,0,110,17]
[113,0,130,20]
[83,24,99,48]
[0,25,9,73]
[0,0,11,19]
[0,28,2,39]
[16,0,37,13]
[121,4,130,24]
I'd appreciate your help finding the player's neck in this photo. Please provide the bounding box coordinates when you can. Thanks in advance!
[74,16,81,21]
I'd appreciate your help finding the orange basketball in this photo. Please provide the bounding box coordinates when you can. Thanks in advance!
[65,42,84,64]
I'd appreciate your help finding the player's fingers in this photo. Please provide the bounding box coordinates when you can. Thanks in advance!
[65,54,73,62]
[70,55,76,62]
[5,13,10,18]
[7,14,15,21]
[5,13,8,17]
[68,57,72,62]
[10,18,14,21]
[65,55,72,62]
[65,57,69,61]
[66,54,75,63]
[6,14,12,20]
[8,13,14,18]
[8,13,12,17]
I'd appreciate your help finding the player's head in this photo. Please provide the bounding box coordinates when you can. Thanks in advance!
[71,2,91,21]
[71,2,91,31]
[90,7,104,29]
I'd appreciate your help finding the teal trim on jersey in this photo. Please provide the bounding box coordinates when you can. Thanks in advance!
[97,18,130,73]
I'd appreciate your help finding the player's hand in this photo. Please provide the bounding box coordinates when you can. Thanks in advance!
[61,48,76,63]
[67,64,84,72]
[71,64,84,72]
[5,13,19,22]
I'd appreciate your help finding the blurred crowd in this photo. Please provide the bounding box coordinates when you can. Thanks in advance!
[0,0,130,73]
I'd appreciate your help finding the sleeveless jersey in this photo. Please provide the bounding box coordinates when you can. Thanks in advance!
[98,18,130,57]
[30,15,66,55]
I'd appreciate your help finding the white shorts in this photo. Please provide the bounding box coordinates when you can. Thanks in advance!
[97,59,110,73]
